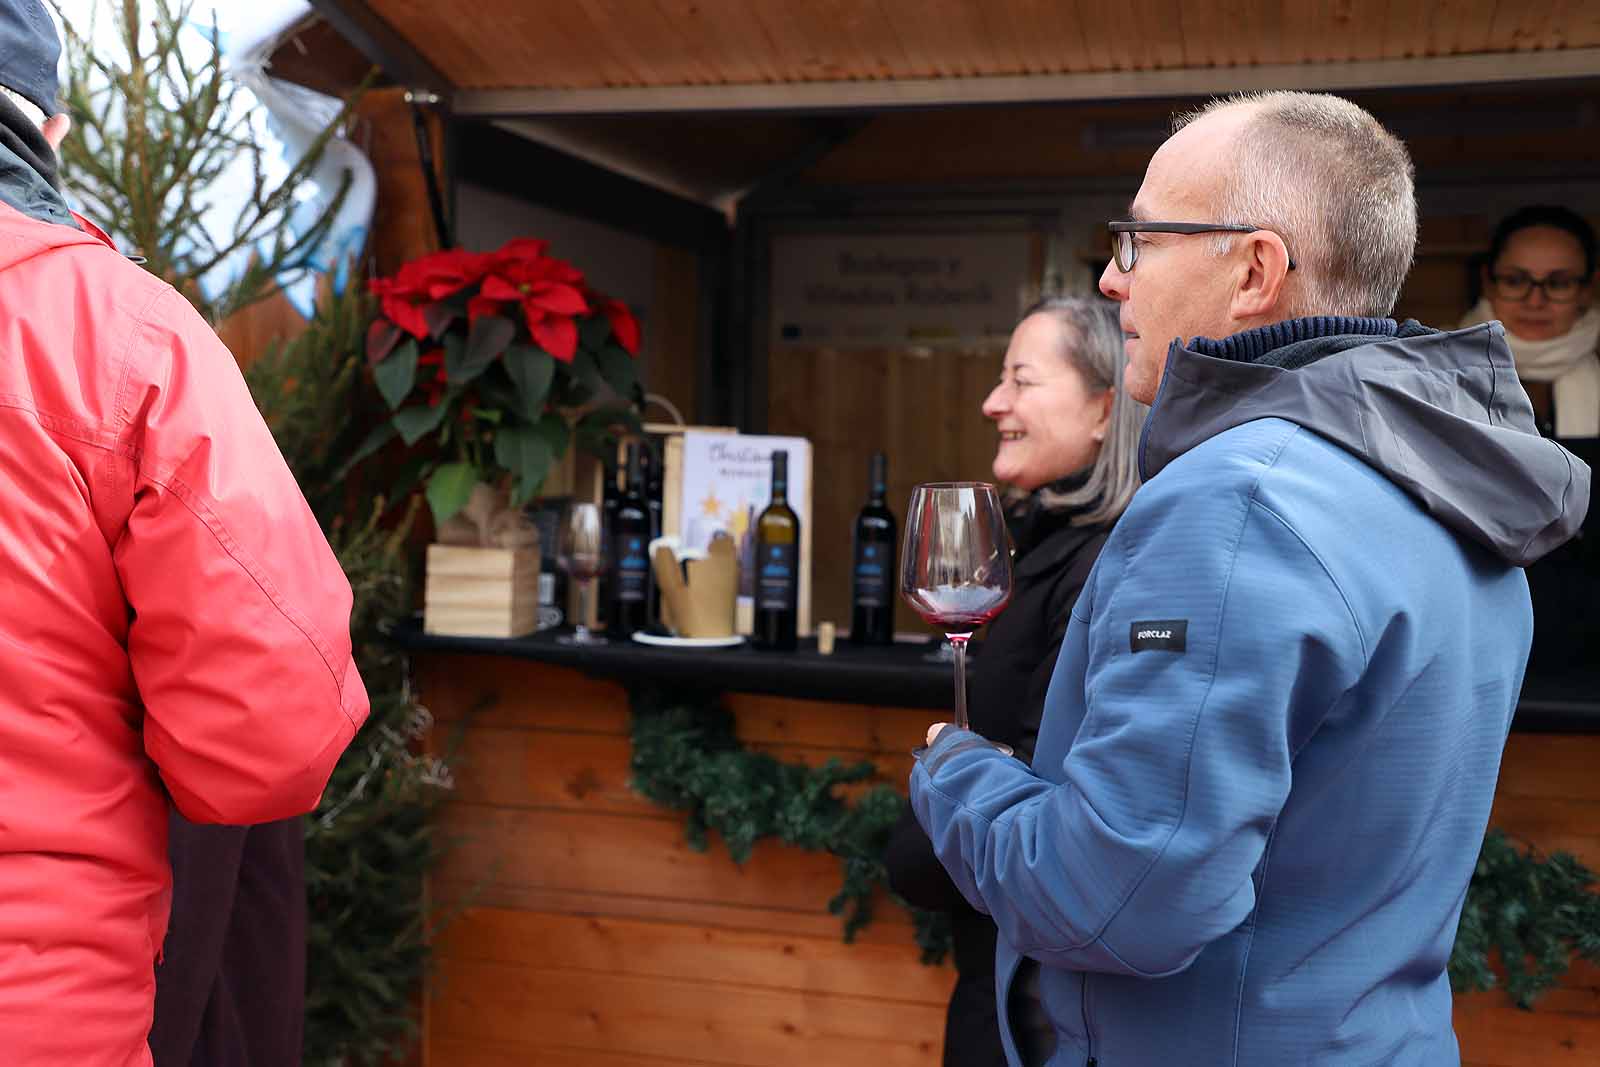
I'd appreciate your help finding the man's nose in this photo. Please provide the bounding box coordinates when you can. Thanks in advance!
[1099,259,1128,300]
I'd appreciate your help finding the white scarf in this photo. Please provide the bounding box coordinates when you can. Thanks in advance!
[1459,298,1600,437]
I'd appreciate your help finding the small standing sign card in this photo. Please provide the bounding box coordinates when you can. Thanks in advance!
[677,431,813,636]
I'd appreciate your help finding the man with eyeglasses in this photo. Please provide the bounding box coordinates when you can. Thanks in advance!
[909,91,1591,1067]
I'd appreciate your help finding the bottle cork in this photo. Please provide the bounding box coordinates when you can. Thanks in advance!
[817,621,837,655]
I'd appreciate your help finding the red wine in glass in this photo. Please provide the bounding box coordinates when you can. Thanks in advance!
[900,483,1014,750]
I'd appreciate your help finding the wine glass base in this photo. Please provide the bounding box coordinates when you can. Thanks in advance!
[557,630,607,646]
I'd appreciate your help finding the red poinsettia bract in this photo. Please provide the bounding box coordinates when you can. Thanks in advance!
[468,247,589,362]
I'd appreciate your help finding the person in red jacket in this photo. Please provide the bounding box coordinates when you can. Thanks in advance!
[0,4,370,1064]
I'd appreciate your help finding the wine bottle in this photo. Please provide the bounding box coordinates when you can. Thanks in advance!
[753,450,800,651]
[609,443,651,638]
[643,440,664,628]
[596,450,620,630]
[850,452,897,645]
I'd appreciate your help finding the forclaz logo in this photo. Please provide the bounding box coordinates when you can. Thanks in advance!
[1130,619,1187,653]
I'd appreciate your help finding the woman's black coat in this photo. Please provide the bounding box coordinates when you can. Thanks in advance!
[885,496,1112,1067]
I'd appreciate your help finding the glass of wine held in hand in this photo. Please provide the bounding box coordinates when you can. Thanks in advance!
[900,483,1015,752]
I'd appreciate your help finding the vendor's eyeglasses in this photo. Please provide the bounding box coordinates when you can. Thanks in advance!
[1488,270,1586,303]
[1108,220,1298,273]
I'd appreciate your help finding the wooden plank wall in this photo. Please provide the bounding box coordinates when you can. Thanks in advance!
[415,654,1600,1066]
[417,654,951,1066]
[767,344,1006,636]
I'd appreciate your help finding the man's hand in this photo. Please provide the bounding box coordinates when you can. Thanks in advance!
[926,722,951,747]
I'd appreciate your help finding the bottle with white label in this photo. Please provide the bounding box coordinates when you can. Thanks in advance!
[752,450,799,651]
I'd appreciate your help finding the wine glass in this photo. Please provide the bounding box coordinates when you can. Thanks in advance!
[558,502,607,646]
[900,483,1014,751]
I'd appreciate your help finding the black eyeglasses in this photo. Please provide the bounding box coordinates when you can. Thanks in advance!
[1108,220,1297,273]
[1487,270,1586,304]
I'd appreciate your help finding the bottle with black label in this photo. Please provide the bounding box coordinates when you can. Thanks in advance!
[753,450,799,651]
[608,443,651,638]
[643,440,665,628]
[850,452,897,645]
[596,450,621,630]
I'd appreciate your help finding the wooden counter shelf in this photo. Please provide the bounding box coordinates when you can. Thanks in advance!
[398,622,1600,1066]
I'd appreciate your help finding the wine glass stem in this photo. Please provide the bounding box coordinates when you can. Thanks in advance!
[947,633,972,731]
[581,576,595,635]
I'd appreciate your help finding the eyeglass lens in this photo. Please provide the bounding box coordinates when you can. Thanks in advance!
[1115,231,1135,272]
[1492,272,1582,302]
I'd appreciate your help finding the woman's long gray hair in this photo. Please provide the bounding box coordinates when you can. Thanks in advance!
[1024,296,1147,526]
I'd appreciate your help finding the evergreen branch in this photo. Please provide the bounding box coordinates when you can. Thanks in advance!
[628,686,950,953]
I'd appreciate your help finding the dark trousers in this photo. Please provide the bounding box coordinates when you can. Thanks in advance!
[149,814,307,1067]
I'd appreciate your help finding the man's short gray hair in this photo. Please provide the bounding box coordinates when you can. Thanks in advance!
[1174,91,1417,318]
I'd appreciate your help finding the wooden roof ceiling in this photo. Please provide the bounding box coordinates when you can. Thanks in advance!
[329,0,1599,113]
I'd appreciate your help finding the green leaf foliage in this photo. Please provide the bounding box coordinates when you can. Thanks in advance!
[628,687,946,952]
[578,312,613,354]
[393,403,449,447]
[373,339,418,411]
[454,315,515,385]
[504,343,556,422]
[426,461,481,524]
[242,281,448,1067]
[594,341,637,397]
[493,425,554,507]
[1449,829,1600,1008]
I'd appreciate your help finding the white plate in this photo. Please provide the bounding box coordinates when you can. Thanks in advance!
[630,632,745,649]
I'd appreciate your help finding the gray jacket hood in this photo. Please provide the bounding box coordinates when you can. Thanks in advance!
[1140,319,1591,566]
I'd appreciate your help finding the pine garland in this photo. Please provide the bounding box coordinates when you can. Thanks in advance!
[1450,829,1600,1008]
[628,687,949,960]
[627,689,1600,1000]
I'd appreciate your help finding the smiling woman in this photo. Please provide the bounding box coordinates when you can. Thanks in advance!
[1461,205,1600,439]
[885,295,1146,1067]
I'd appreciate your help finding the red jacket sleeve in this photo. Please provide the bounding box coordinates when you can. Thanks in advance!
[112,288,369,824]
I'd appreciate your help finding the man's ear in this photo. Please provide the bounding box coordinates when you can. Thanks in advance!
[1229,230,1293,321]
[41,113,70,153]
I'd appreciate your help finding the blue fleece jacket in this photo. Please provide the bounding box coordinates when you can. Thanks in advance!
[910,318,1591,1066]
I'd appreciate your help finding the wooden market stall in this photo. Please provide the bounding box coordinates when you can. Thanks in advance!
[293,3,1600,1064]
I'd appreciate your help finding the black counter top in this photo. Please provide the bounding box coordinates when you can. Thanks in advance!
[393,619,1600,732]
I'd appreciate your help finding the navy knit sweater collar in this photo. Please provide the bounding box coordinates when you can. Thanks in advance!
[1188,316,1403,369]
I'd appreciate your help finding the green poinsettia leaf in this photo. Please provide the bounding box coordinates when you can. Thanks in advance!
[422,301,458,340]
[504,343,556,422]
[425,461,480,524]
[594,341,637,397]
[373,339,418,411]
[567,347,604,389]
[493,424,554,506]
[574,406,642,454]
[393,402,449,446]
[533,414,570,458]
[449,316,513,385]
[578,313,612,354]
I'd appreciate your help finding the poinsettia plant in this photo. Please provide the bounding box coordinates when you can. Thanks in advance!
[362,238,642,523]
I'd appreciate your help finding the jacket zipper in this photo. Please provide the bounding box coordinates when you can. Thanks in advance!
[1082,971,1096,1066]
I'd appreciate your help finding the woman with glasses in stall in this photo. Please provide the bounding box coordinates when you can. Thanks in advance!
[1462,206,1600,672]
[1461,205,1598,439]
[884,296,1146,1067]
